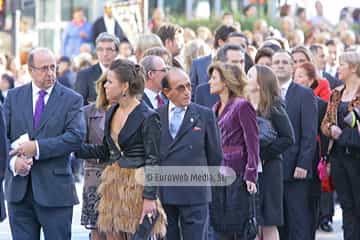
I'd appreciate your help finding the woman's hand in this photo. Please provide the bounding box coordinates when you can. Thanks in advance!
[246,180,257,194]
[330,125,342,140]
[140,199,157,224]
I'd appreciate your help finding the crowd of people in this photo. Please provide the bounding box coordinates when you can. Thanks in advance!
[0,1,360,240]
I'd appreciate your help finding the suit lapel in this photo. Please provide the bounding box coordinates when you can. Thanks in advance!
[142,93,154,109]
[118,102,146,145]
[169,104,199,149]
[34,83,63,135]
[285,82,295,107]
[22,84,35,137]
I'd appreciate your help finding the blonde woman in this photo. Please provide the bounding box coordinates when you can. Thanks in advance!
[80,74,109,240]
[321,50,360,240]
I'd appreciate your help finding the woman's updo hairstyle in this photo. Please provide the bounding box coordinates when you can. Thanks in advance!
[109,59,145,96]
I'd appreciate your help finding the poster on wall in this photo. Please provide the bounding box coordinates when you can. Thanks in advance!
[112,0,145,44]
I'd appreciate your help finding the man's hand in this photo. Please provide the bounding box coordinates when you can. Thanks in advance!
[15,156,33,176]
[293,167,308,179]
[10,141,37,158]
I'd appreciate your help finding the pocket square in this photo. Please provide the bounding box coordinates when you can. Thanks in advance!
[193,126,202,131]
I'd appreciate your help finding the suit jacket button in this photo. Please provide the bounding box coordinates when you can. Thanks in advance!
[189,145,193,149]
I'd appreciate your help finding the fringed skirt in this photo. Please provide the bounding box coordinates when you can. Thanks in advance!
[97,162,167,238]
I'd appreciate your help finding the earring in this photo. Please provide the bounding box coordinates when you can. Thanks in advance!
[122,91,127,97]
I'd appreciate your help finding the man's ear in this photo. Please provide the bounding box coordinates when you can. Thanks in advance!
[162,88,171,98]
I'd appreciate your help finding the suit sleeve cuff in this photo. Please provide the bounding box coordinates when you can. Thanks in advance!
[10,155,18,176]
[35,140,40,160]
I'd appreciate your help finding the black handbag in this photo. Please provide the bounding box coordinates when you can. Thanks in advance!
[257,117,278,148]
[243,193,258,240]
[132,210,159,240]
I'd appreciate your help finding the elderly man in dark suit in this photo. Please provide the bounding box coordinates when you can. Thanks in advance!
[4,48,85,240]
[271,50,318,240]
[157,68,223,240]
[75,32,119,105]
[91,2,128,45]
[140,55,169,109]
[0,105,7,222]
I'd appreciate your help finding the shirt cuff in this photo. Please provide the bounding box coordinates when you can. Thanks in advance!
[9,155,18,176]
[35,140,40,160]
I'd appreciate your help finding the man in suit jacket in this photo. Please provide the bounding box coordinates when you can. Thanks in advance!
[158,68,223,240]
[310,44,343,89]
[75,32,119,105]
[140,55,168,109]
[190,25,237,100]
[195,43,245,108]
[91,2,128,45]
[4,48,85,240]
[272,51,318,240]
[0,105,7,222]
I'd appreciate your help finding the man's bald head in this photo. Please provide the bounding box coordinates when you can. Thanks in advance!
[162,67,191,107]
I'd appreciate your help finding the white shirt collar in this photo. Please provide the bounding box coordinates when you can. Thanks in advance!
[31,82,54,111]
[99,63,107,73]
[280,78,292,99]
[144,88,159,108]
[168,101,188,112]
[32,82,54,98]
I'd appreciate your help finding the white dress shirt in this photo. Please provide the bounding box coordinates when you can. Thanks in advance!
[144,88,159,109]
[280,78,292,100]
[103,16,115,36]
[10,83,54,175]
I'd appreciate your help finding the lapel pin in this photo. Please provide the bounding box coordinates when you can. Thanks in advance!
[190,118,194,123]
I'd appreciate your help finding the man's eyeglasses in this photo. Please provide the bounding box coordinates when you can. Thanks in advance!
[30,64,57,73]
[171,82,192,93]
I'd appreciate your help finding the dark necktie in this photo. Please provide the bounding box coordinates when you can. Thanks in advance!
[34,90,47,129]
[156,94,164,108]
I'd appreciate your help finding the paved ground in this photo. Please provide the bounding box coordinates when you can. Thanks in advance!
[0,182,343,240]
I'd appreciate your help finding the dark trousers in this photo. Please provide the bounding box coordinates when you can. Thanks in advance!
[163,203,209,240]
[7,182,73,240]
[331,153,360,240]
[279,181,312,240]
[309,179,321,239]
[319,191,334,223]
[214,232,243,240]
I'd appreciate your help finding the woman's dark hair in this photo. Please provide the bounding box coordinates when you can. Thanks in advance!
[254,47,274,64]
[109,59,145,96]
[254,64,281,117]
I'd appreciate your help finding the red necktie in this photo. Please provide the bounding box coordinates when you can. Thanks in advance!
[156,94,164,108]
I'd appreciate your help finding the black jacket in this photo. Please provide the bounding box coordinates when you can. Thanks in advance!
[78,101,161,200]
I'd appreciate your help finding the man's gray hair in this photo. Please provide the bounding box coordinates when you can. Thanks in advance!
[216,43,244,62]
[95,32,120,51]
[28,47,54,66]
[140,55,159,80]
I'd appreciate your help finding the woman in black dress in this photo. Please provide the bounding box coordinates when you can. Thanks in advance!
[78,59,166,240]
[247,64,295,240]
[321,50,360,240]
